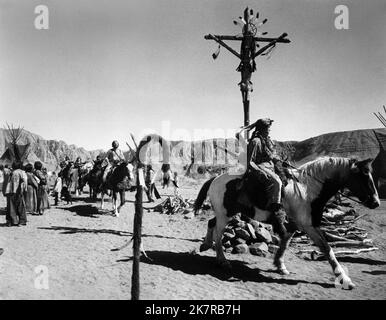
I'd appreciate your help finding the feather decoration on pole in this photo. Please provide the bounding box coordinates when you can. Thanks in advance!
[212,45,221,59]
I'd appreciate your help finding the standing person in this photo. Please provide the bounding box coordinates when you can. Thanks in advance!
[42,167,51,209]
[6,162,27,226]
[172,171,179,196]
[1,164,12,225]
[34,161,49,215]
[52,171,62,206]
[24,163,38,215]
[0,164,5,205]
[144,164,156,202]
[0,164,4,190]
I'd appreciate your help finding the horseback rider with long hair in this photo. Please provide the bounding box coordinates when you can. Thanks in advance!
[74,156,84,169]
[102,140,125,183]
[241,118,288,236]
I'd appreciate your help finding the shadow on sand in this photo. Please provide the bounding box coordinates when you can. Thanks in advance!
[38,225,131,236]
[117,250,335,288]
[58,204,102,218]
[66,196,99,204]
[37,226,202,244]
[337,256,386,266]
[362,270,386,276]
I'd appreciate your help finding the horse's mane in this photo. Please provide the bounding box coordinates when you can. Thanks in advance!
[285,157,352,200]
[296,157,352,183]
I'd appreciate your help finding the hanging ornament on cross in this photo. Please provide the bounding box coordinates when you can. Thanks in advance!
[205,7,290,137]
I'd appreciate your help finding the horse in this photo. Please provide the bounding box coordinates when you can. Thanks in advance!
[76,162,94,195]
[99,161,135,217]
[61,163,77,193]
[193,157,380,290]
[82,166,103,200]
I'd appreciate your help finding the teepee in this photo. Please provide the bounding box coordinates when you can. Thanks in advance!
[373,106,386,127]
[372,106,386,198]
[0,123,31,166]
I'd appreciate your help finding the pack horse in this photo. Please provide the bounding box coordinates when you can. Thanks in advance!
[194,157,380,289]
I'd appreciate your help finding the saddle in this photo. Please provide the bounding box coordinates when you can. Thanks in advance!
[103,164,132,191]
[229,162,296,218]
[225,173,269,218]
[236,161,294,195]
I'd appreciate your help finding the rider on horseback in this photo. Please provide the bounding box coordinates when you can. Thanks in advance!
[74,157,84,169]
[102,140,125,183]
[58,156,71,178]
[94,155,103,166]
[242,118,289,235]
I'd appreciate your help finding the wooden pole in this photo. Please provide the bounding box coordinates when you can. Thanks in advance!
[204,8,290,143]
[131,169,143,300]
[130,134,166,300]
[241,7,251,139]
[204,34,290,43]
[243,99,250,127]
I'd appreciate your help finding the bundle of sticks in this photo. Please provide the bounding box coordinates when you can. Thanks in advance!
[294,200,379,260]
[144,195,194,215]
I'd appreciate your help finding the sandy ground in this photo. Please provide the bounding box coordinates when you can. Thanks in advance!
[0,181,385,300]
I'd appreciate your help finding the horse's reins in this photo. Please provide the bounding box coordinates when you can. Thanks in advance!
[283,161,362,205]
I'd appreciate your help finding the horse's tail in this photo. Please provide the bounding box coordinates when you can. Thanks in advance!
[194,177,215,214]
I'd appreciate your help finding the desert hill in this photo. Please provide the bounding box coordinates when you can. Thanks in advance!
[0,127,385,175]
[0,128,103,171]
[283,128,386,164]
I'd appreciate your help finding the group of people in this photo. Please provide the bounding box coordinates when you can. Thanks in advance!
[1,119,286,229]
[0,161,50,227]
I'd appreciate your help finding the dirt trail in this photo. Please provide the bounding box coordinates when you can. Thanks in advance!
[0,185,385,300]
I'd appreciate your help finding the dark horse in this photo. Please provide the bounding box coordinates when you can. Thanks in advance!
[82,168,100,200]
[86,162,134,216]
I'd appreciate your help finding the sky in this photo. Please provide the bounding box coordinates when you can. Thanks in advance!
[0,0,385,151]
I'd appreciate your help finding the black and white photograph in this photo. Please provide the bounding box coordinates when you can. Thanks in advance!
[0,0,385,303]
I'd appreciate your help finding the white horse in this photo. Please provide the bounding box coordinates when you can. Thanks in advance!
[194,157,380,290]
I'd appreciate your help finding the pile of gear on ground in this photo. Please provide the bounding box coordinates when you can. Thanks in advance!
[144,195,198,219]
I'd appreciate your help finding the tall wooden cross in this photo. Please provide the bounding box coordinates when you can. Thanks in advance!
[205,7,290,137]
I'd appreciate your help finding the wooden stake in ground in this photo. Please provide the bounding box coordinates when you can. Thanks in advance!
[131,167,144,300]
[130,134,169,300]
